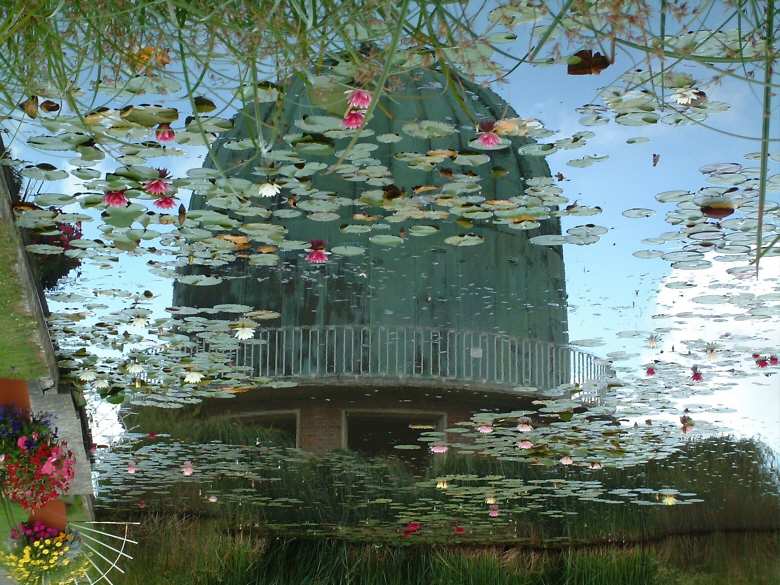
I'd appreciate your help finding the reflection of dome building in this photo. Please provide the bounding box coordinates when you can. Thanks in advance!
[172,65,610,453]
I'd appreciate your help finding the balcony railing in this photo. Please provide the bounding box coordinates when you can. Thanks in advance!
[165,325,612,399]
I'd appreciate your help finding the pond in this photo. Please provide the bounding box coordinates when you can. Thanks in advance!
[0,2,779,584]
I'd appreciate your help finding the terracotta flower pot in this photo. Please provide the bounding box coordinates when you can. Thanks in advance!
[28,498,68,531]
[0,378,31,413]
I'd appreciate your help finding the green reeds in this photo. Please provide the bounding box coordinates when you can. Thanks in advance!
[106,515,779,585]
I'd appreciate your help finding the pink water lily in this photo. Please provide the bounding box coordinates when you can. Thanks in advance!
[517,423,533,432]
[181,461,194,476]
[104,190,129,207]
[430,444,448,454]
[144,178,170,195]
[155,123,175,142]
[560,456,574,465]
[347,88,372,109]
[306,249,330,264]
[154,196,178,209]
[127,461,138,474]
[342,110,365,129]
[477,425,493,434]
[517,440,534,449]
[488,504,500,518]
[477,132,501,147]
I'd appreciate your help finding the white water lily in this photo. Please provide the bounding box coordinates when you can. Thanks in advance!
[127,363,144,375]
[234,327,255,340]
[131,316,150,328]
[257,182,281,197]
[94,379,109,389]
[674,87,707,106]
[183,371,205,384]
[77,369,97,382]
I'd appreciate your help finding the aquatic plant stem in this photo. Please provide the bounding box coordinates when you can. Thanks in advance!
[754,0,774,276]
[325,0,410,174]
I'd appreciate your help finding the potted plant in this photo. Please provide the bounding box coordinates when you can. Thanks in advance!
[0,406,75,511]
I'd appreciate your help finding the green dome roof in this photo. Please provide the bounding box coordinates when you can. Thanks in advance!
[176,65,568,344]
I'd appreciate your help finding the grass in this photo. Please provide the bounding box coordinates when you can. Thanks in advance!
[0,216,48,380]
[101,513,780,585]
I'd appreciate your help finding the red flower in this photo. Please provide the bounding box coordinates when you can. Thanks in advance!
[144,178,170,195]
[103,190,128,207]
[342,110,365,129]
[646,367,655,377]
[757,358,769,368]
[477,132,501,147]
[154,196,178,209]
[306,249,329,264]
[770,355,778,366]
[347,89,372,109]
[402,521,422,537]
[155,123,175,142]
[691,370,703,382]
[453,526,465,535]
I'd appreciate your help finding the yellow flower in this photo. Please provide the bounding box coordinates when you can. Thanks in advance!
[55,541,62,547]
[45,539,51,545]
[33,542,40,547]
[63,559,70,566]
[43,549,49,554]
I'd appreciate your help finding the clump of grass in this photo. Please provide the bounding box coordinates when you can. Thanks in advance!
[0,214,48,380]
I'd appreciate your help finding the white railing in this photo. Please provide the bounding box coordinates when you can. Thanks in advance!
[167,325,612,395]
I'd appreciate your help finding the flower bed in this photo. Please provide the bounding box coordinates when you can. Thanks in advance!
[0,521,89,585]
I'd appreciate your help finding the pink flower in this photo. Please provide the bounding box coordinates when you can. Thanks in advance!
[103,190,128,207]
[154,196,178,209]
[17,436,27,451]
[646,367,655,377]
[478,132,501,147]
[347,89,372,109]
[342,110,365,129]
[477,425,493,434]
[181,461,194,476]
[560,456,574,465]
[516,422,533,432]
[155,123,175,142]
[306,249,330,264]
[770,355,779,366]
[127,461,138,474]
[41,457,56,475]
[430,444,448,454]
[488,504,500,518]
[144,178,170,195]
[517,440,534,449]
